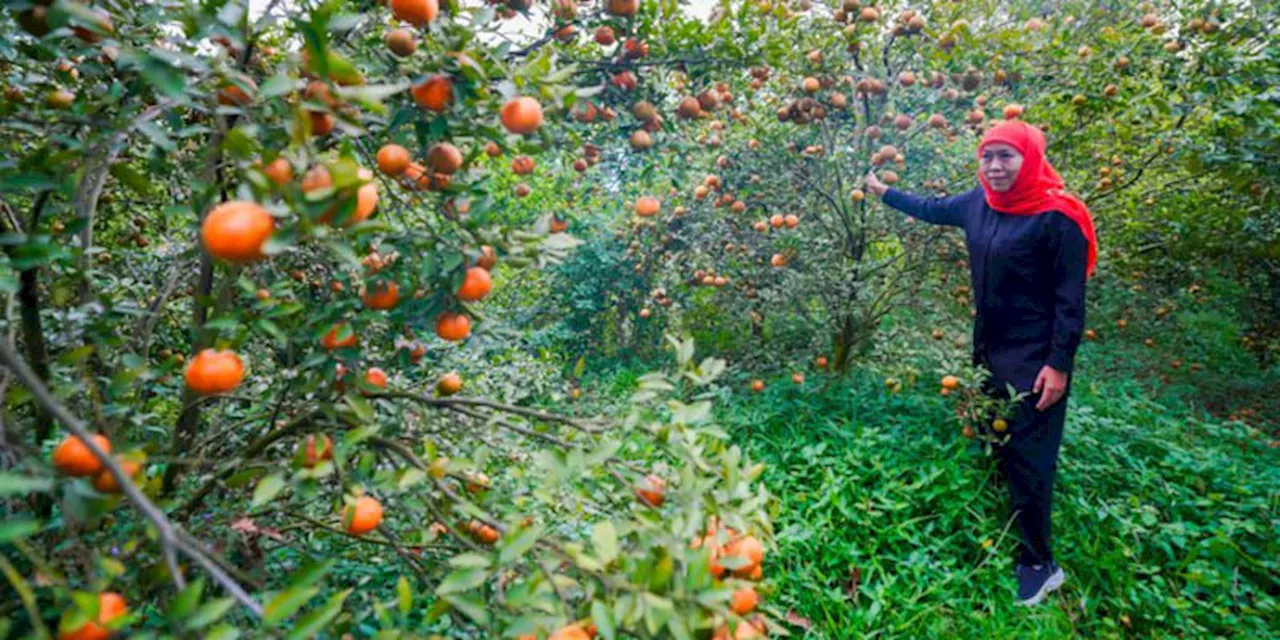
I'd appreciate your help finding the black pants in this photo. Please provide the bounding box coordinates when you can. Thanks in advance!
[985,381,1069,566]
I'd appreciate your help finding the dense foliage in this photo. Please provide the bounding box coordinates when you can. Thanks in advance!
[0,0,1276,638]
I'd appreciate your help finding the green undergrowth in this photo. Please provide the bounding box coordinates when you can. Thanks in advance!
[710,370,1279,638]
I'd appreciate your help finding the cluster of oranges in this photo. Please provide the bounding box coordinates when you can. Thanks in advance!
[691,517,769,638]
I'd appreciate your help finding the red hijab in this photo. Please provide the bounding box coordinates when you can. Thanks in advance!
[977,121,1098,278]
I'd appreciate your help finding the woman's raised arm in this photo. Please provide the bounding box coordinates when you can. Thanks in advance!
[866,171,970,228]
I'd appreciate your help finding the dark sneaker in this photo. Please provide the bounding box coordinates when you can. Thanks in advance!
[1016,563,1065,607]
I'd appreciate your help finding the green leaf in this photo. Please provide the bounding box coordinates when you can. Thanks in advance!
[441,594,489,625]
[185,598,235,631]
[283,589,350,640]
[108,164,153,197]
[0,473,52,496]
[498,524,542,565]
[265,587,318,626]
[396,576,412,616]
[260,74,297,98]
[447,553,492,568]
[204,624,241,640]
[592,600,617,640]
[168,579,206,621]
[591,521,618,565]
[286,559,335,589]
[0,519,40,543]
[251,473,286,507]
[435,567,489,595]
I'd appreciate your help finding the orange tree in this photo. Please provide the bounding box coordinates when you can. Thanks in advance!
[600,0,1276,374]
[0,0,780,637]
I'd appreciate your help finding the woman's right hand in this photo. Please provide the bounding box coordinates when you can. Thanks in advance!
[865,170,889,197]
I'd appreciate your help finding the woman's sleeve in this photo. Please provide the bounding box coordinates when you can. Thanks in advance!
[882,187,970,227]
[1045,216,1088,374]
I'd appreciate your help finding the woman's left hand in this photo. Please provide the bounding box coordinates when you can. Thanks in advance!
[1032,365,1068,411]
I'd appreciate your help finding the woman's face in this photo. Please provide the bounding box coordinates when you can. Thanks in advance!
[980,143,1024,192]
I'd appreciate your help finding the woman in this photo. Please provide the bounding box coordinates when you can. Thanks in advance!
[866,120,1097,607]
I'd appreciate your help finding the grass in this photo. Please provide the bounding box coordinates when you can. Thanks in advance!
[712,368,1280,638]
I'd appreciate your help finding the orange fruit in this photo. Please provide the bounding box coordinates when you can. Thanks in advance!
[485,141,502,157]
[770,253,786,267]
[363,367,388,391]
[301,165,333,194]
[384,28,417,57]
[549,625,591,640]
[436,371,463,396]
[411,75,453,111]
[58,592,126,640]
[201,201,274,263]
[322,323,357,350]
[353,172,378,224]
[390,0,439,26]
[362,280,401,310]
[634,474,665,507]
[52,434,111,477]
[769,214,784,228]
[750,379,765,392]
[261,158,293,186]
[435,312,471,341]
[428,143,464,174]
[92,459,142,494]
[217,76,255,106]
[549,216,567,232]
[468,520,500,544]
[784,214,799,228]
[635,196,661,217]
[511,155,536,175]
[1003,103,1024,119]
[376,144,411,176]
[605,0,638,17]
[184,348,245,395]
[456,267,492,302]
[343,495,383,535]
[46,89,75,109]
[308,111,335,136]
[791,372,805,384]
[940,375,960,390]
[477,245,498,270]
[500,97,544,134]
[730,586,759,615]
[302,434,333,468]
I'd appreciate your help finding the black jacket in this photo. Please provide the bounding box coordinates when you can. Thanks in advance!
[884,187,1089,392]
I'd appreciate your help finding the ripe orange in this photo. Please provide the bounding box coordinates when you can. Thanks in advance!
[201,201,274,263]
[770,253,786,267]
[301,165,333,194]
[456,267,492,302]
[549,625,591,640]
[308,111,335,137]
[604,0,638,16]
[726,535,765,576]
[595,25,616,45]
[769,214,784,228]
[992,418,1008,433]
[500,96,544,134]
[384,28,417,57]
[510,155,536,175]
[815,355,829,368]
[940,375,960,390]
[411,75,453,111]
[362,280,401,310]
[784,214,799,228]
[390,0,439,26]
[635,474,665,508]
[477,245,498,270]
[485,141,502,157]
[46,89,76,109]
[217,76,255,106]
[322,323,357,350]
[635,196,661,217]
[468,520,500,544]
[184,348,245,395]
[731,586,759,615]
[344,495,383,535]
[363,367,388,391]
[549,217,567,232]
[302,434,333,468]
[353,169,378,224]
[261,157,293,186]
[435,312,471,341]
[92,459,142,494]
[59,592,126,640]
[377,144,411,176]
[1003,103,1024,119]
[749,379,765,393]
[428,142,464,174]
[791,372,805,384]
[52,434,111,477]
[436,371,463,396]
